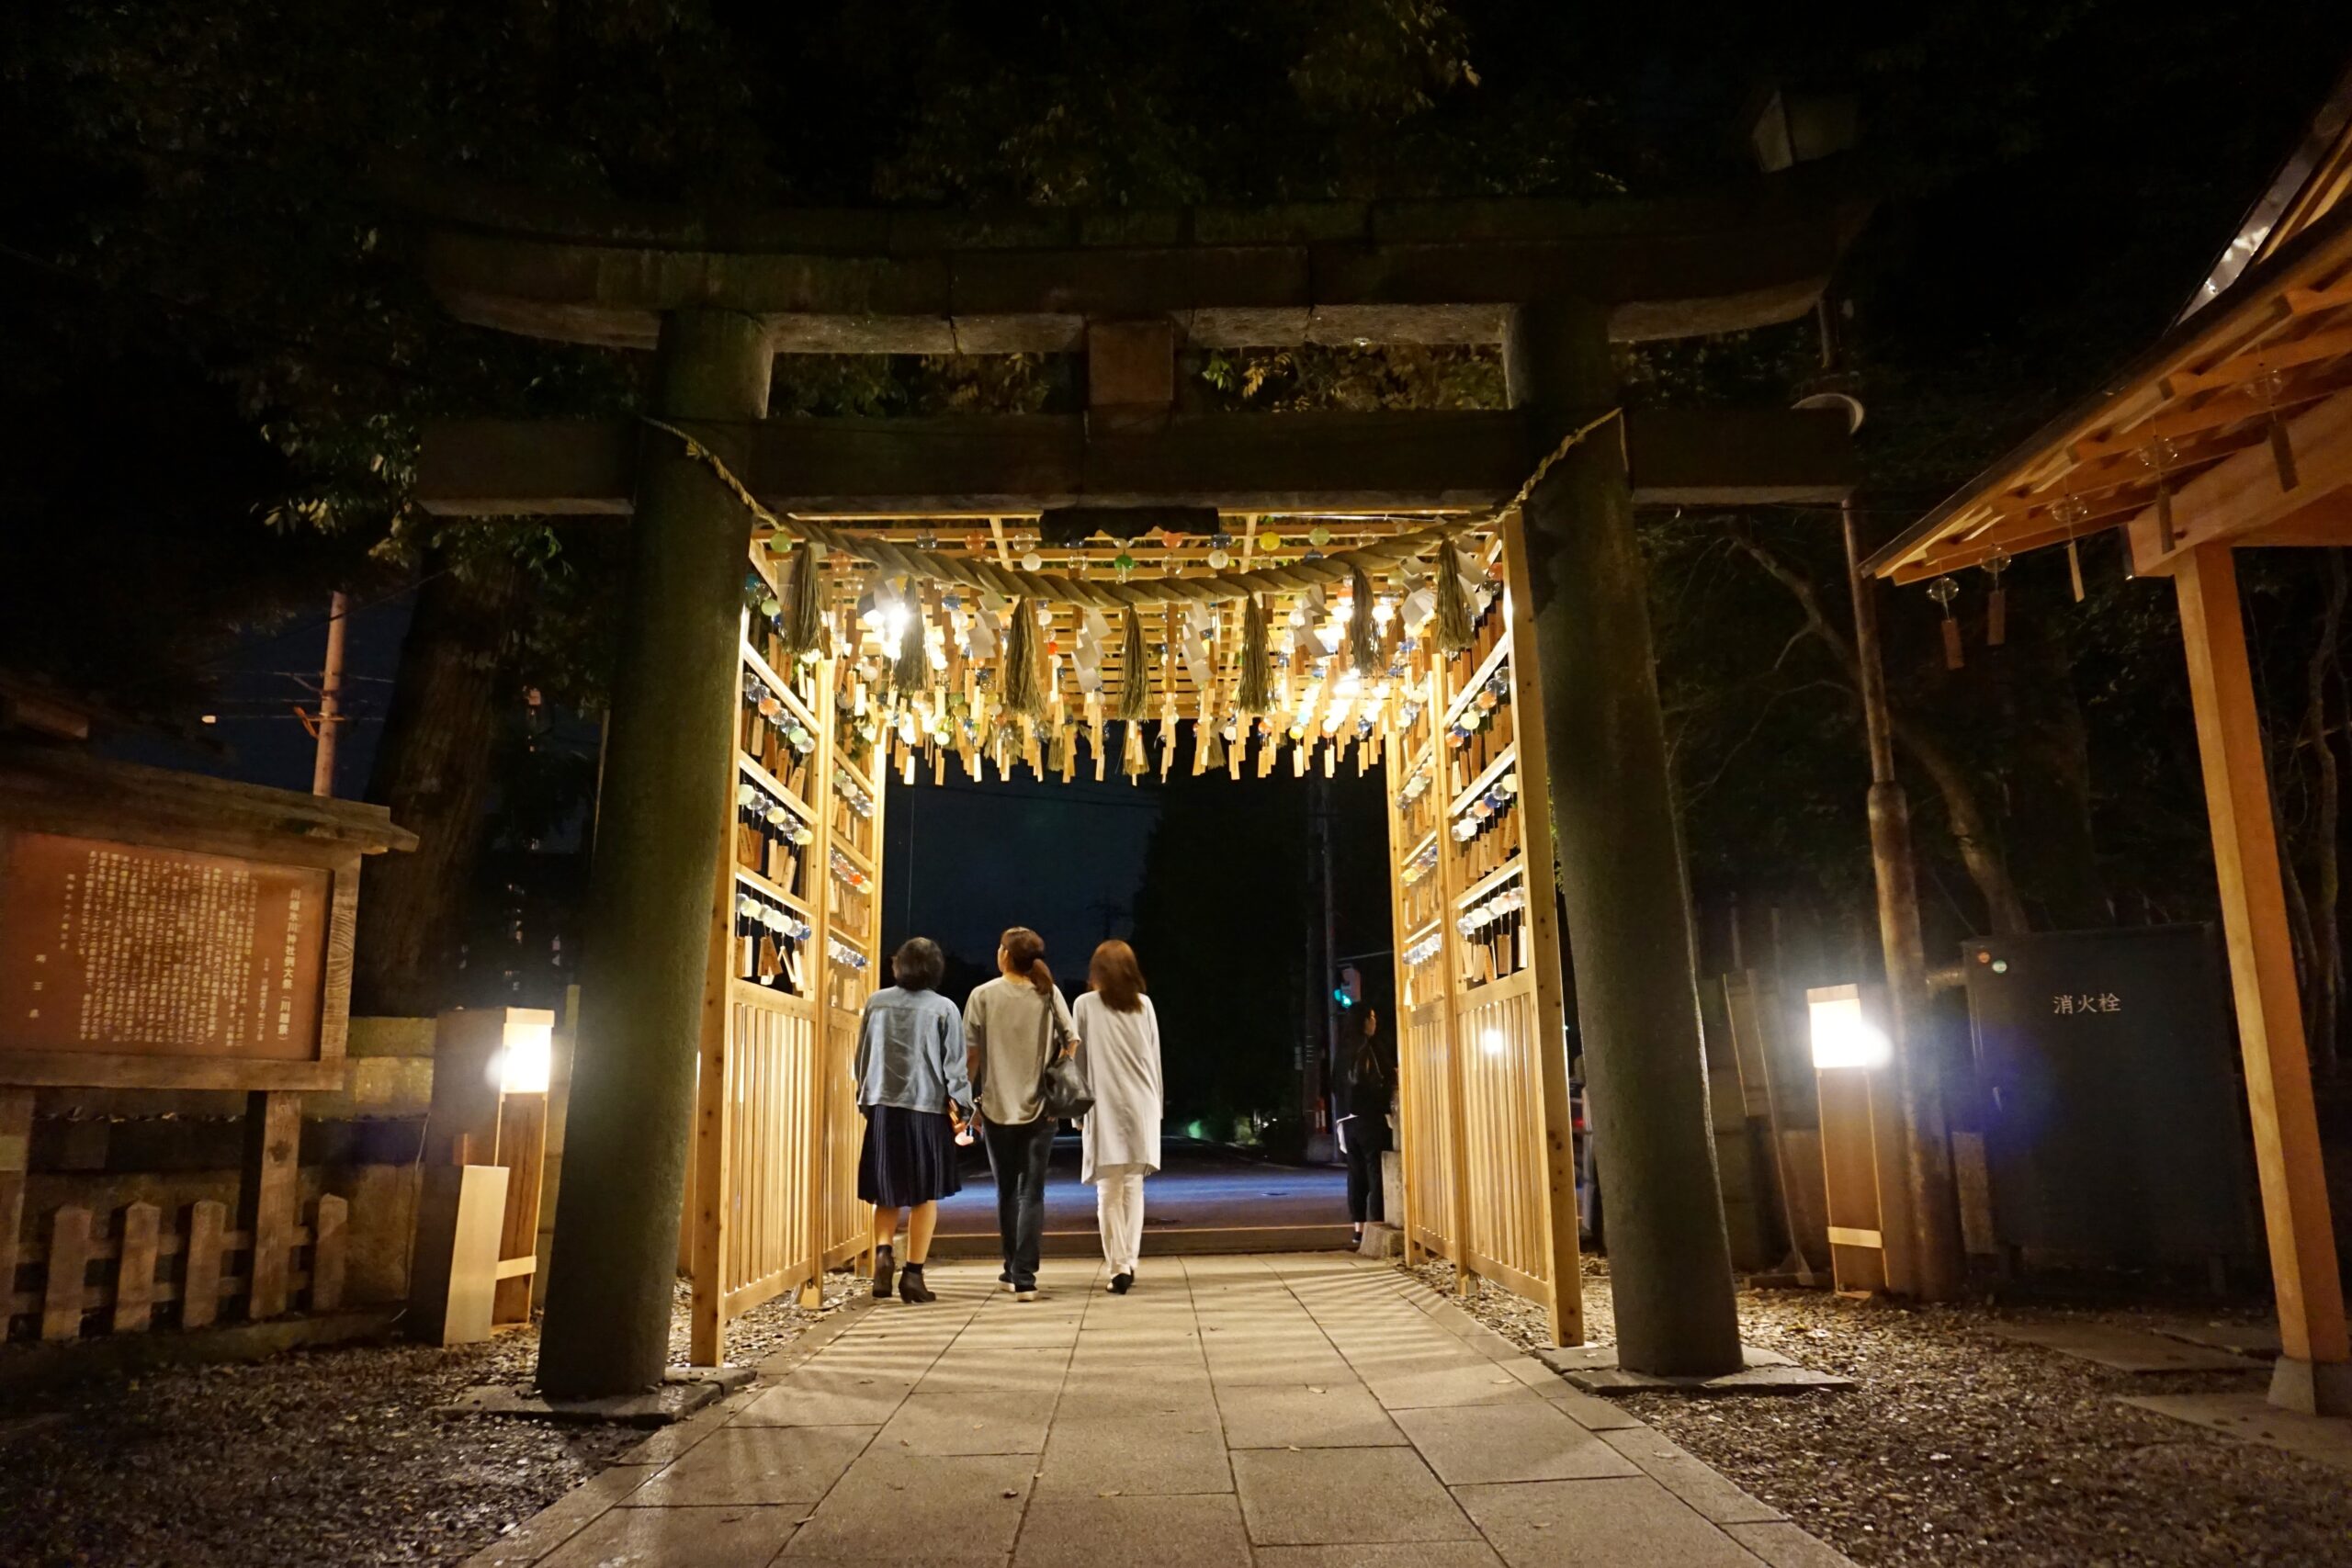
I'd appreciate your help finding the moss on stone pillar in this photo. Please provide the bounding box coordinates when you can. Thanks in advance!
[537,309,771,1396]
[1504,299,1743,1377]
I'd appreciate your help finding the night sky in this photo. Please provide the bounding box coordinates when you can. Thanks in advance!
[879,768,1162,975]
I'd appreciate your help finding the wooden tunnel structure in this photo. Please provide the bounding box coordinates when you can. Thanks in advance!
[412,150,1867,1391]
[1866,69,2352,1414]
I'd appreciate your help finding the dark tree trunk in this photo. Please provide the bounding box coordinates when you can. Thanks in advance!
[352,547,523,1016]
[1997,611,2110,930]
[1730,526,2032,935]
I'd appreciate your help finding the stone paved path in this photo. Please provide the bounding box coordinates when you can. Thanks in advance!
[469,1256,1853,1567]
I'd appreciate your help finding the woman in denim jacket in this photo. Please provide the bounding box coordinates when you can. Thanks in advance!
[854,937,974,1304]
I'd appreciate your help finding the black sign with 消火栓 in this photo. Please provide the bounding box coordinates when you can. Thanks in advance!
[1960,924,2256,1265]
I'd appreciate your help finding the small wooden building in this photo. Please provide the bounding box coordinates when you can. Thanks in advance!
[1865,64,2352,1415]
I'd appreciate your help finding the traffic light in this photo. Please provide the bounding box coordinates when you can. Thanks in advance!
[1333,963,1362,1010]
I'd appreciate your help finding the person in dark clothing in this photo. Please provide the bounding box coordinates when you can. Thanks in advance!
[1332,1007,1396,1247]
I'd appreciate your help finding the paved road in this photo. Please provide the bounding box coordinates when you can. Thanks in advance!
[490,1254,1853,1567]
[933,1137,1351,1254]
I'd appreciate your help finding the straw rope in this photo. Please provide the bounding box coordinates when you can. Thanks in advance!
[642,406,1621,608]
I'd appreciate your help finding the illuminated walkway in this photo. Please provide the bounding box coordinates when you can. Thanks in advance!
[471,1255,1850,1567]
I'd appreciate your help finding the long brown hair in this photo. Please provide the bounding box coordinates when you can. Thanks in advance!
[1089,939,1146,1013]
[1000,926,1054,998]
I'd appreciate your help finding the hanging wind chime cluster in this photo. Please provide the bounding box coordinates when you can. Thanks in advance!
[759,528,1489,785]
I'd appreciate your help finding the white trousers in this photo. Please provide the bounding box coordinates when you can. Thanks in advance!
[1094,1164,1148,1275]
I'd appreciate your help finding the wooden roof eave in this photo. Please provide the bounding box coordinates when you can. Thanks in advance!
[1864,200,2352,582]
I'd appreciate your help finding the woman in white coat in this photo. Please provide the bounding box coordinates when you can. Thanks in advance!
[1074,939,1162,1293]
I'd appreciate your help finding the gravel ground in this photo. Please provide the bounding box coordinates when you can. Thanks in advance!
[1412,1257,2352,1567]
[0,1276,856,1568]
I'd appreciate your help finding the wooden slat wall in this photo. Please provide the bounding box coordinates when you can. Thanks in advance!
[687,543,880,1361]
[1382,538,1582,1342]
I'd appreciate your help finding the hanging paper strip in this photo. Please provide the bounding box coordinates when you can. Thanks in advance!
[780,541,826,660]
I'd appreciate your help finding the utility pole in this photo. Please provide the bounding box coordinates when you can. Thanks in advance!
[1817,301,1966,1302]
[311,591,348,797]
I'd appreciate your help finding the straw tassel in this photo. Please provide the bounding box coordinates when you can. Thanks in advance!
[1114,606,1149,723]
[1348,562,1380,676]
[1001,599,1045,719]
[1238,595,1273,715]
[779,541,825,660]
[1197,721,1227,772]
[1433,540,1474,655]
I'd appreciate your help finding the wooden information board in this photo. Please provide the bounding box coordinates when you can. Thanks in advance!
[0,830,329,1061]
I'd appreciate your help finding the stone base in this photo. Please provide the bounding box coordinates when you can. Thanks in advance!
[1356,1222,1403,1259]
[2121,1391,2352,1472]
[1536,1341,1855,1395]
[2269,1355,2352,1417]
[451,1366,756,1428]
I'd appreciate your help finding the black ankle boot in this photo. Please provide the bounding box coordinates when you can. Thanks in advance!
[873,1245,897,1300]
[899,1263,935,1304]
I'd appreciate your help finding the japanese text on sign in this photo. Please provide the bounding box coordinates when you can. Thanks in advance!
[0,831,326,1060]
[2052,992,2122,1016]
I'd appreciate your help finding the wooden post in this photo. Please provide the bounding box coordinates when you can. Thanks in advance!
[1427,626,1478,1297]
[1499,514,1586,1348]
[2175,543,2351,1415]
[41,1205,91,1339]
[311,1194,347,1312]
[182,1199,225,1329]
[240,1089,300,1319]
[688,761,739,1368]
[539,308,773,1398]
[1380,717,1421,1267]
[113,1201,160,1333]
[0,1088,28,1309]
[1504,299,1742,1376]
[802,652,842,1308]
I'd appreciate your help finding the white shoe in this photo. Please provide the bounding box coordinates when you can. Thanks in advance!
[1014,1287,1040,1303]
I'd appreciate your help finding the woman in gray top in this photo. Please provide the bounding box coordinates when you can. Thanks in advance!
[854,937,973,1305]
[965,926,1079,1300]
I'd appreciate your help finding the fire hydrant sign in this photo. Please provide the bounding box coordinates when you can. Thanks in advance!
[0,829,328,1060]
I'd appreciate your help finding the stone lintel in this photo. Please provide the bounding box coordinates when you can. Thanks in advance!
[414,160,1868,352]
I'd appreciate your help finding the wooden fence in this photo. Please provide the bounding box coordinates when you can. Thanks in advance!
[1383,524,1583,1346]
[6,1193,346,1341]
[684,547,881,1365]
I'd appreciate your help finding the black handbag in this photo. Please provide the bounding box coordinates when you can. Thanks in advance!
[1036,998,1093,1121]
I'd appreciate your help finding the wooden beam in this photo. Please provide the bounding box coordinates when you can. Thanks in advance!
[2174,546,2350,1414]
[1499,513,1585,1348]
[2239,489,2352,547]
[418,409,1856,518]
[2127,388,2352,574]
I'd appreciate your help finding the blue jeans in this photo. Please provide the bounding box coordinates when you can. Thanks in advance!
[983,1117,1055,1287]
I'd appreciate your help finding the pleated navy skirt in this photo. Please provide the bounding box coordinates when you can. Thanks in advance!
[857,1104,965,1207]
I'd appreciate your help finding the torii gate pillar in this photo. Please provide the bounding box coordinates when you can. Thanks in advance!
[537,308,774,1396]
[1504,299,1744,1377]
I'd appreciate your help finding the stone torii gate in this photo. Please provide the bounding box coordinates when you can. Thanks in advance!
[411,159,1866,1397]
